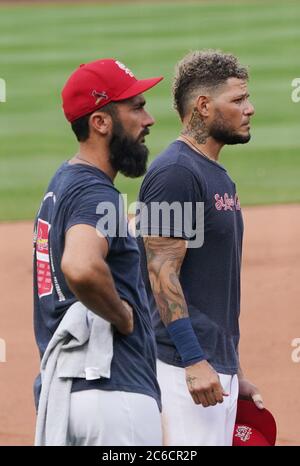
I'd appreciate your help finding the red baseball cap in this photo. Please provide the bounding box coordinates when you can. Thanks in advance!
[62,59,163,122]
[233,400,277,446]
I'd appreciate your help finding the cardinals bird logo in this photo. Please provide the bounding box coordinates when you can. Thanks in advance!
[92,90,109,105]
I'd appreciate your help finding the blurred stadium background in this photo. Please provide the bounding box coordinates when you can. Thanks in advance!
[0,0,299,447]
[0,0,300,220]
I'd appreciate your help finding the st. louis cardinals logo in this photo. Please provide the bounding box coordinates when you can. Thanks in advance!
[214,193,241,211]
[235,425,252,442]
[91,90,109,105]
[115,60,134,77]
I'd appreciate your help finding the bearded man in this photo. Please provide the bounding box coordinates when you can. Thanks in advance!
[138,50,263,446]
[33,59,163,446]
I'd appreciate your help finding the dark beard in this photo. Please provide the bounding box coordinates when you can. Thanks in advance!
[209,109,251,145]
[109,119,149,178]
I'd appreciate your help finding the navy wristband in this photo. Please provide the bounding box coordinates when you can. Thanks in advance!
[166,317,206,367]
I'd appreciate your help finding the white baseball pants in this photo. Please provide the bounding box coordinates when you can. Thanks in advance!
[157,359,238,446]
[68,389,162,446]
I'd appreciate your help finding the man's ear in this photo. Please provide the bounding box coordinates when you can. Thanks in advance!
[195,95,211,118]
[89,111,113,136]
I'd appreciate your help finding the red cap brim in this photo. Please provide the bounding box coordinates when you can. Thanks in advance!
[235,400,277,446]
[233,424,271,446]
[114,76,163,101]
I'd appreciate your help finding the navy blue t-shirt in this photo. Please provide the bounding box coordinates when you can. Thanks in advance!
[138,140,244,375]
[33,162,161,409]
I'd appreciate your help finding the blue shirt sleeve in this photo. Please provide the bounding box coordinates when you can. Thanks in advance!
[65,184,124,250]
[138,164,203,240]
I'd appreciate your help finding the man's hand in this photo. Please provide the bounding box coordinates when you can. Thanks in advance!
[238,377,264,410]
[185,360,229,407]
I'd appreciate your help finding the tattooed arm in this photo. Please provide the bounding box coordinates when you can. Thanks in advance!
[144,236,228,407]
[144,236,188,324]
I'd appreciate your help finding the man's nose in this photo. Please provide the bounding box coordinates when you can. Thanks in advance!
[144,110,155,127]
[245,101,255,116]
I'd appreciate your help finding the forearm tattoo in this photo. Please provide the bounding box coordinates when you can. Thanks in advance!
[144,237,188,324]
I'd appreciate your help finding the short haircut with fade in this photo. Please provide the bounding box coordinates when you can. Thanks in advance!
[173,50,249,120]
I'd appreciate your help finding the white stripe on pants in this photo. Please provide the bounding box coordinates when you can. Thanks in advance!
[157,359,238,446]
[68,389,162,446]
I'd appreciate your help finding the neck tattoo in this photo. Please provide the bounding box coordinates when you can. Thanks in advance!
[180,135,216,163]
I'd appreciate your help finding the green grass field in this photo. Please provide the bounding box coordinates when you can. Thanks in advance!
[0,1,300,221]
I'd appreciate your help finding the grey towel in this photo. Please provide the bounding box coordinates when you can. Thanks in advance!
[35,301,113,446]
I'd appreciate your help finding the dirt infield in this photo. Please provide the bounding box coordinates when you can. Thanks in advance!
[0,205,299,446]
